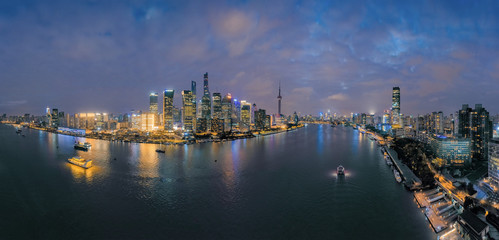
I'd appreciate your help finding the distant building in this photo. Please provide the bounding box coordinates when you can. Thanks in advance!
[391,87,400,126]
[140,113,157,131]
[489,138,499,187]
[182,90,194,133]
[163,90,174,131]
[240,102,251,132]
[212,93,222,119]
[51,108,59,128]
[210,117,224,133]
[149,92,158,113]
[191,81,197,131]
[255,109,267,130]
[196,118,208,132]
[222,93,232,132]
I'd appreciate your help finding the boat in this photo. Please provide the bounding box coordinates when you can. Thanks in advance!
[74,142,89,151]
[337,165,345,175]
[394,170,402,183]
[16,129,22,134]
[83,142,92,148]
[156,149,165,153]
[67,156,92,169]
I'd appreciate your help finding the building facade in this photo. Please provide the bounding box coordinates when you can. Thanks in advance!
[163,90,174,131]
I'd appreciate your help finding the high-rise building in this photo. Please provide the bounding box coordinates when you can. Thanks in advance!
[163,90,174,131]
[255,109,267,130]
[149,92,158,113]
[391,87,400,126]
[191,81,197,131]
[182,90,194,133]
[277,81,282,116]
[222,93,232,132]
[458,104,493,161]
[240,101,251,132]
[51,108,59,128]
[203,72,210,96]
[489,138,499,186]
[212,93,222,119]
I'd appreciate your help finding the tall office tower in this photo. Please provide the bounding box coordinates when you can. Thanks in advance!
[459,104,493,161]
[391,87,400,126]
[191,81,197,130]
[277,81,282,116]
[252,103,257,123]
[255,109,267,130]
[163,90,174,131]
[471,104,493,161]
[434,111,444,134]
[233,98,241,124]
[51,108,59,128]
[212,93,222,119]
[201,73,212,120]
[46,107,51,127]
[222,93,232,132]
[182,90,194,133]
[458,104,472,138]
[149,92,158,113]
[203,72,210,96]
[240,101,251,132]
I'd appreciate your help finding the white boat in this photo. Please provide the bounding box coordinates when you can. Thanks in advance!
[337,165,345,175]
[67,156,93,169]
[394,170,402,183]
[83,142,92,148]
[74,142,89,151]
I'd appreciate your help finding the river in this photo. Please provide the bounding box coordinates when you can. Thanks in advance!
[0,124,435,239]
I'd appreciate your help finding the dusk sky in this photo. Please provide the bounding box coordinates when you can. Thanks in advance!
[1,0,498,116]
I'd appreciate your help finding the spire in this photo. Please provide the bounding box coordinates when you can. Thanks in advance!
[277,81,282,115]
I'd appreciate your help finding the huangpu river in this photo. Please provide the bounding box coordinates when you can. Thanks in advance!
[0,124,435,239]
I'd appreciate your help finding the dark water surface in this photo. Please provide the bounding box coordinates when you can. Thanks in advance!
[0,124,435,239]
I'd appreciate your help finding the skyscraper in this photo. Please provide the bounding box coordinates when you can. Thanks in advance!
[191,81,197,131]
[163,90,174,131]
[201,73,212,120]
[241,101,251,132]
[222,93,232,132]
[212,93,222,119]
[458,104,493,161]
[182,90,194,133]
[149,92,158,113]
[203,72,210,96]
[391,87,400,126]
[277,81,282,116]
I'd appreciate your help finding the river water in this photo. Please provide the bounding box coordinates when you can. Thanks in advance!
[0,124,435,239]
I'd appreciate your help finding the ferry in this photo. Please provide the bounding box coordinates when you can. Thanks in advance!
[394,170,402,183]
[67,156,92,169]
[83,142,92,148]
[337,165,345,175]
[74,142,89,151]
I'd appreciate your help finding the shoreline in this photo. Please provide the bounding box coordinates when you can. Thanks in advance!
[5,122,304,146]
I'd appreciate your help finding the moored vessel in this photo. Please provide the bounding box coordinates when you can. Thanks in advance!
[394,170,402,183]
[67,156,92,169]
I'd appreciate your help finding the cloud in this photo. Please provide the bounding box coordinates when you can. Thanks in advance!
[327,93,348,101]
[0,100,27,106]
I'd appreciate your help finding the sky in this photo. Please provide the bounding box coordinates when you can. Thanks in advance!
[1,0,498,117]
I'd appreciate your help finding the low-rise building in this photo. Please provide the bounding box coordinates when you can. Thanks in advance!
[430,136,471,167]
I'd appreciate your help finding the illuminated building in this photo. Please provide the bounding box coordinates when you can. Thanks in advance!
[210,117,224,133]
[201,95,211,120]
[391,87,400,126]
[140,113,157,131]
[163,90,174,131]
[430,136,471,167]
[131,113,141,129]
[191,81,197,131]
[277,81,282,116]
[255,109,267,130]
[51,108,59,128]
[46,107,51,127]
[488,138,499,187]
[149,92,158,113]
[212,92,222,119]
[196,118,208,132]
[182,90,194,133]
[459,104,493,161]
[240,101,251,132]
[203,72,210,96]
[222,93,232,132]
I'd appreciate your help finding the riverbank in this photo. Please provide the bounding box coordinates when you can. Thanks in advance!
[6,122,304,146]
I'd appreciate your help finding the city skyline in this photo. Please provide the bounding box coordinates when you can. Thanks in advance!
[1,1,499,116]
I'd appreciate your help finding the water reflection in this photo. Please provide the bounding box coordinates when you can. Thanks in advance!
[66,162,98,183]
